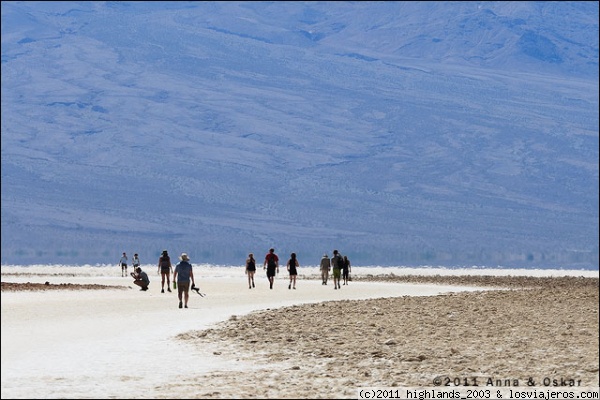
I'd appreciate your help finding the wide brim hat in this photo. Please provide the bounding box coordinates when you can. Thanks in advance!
[179,253,190,261]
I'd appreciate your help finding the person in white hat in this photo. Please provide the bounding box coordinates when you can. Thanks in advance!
[173,252,195,309]
[319,253,330,285]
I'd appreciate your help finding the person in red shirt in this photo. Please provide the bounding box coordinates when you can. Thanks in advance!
[263,248,279,290]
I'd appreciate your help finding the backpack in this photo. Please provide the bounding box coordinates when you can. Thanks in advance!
[267,254,277,268]
[336,254,344,269]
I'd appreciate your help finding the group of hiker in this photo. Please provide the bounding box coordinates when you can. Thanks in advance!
[319,250,352,289]
[119,250,196,309]
[245,248,352,290]
[119,248,353,305]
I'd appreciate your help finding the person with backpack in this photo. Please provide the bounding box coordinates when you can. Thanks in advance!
[263,248,279,290]
[119,252,128,277]
[319,253,330,285]
[342,255,351,285]
[245,253,256,289]
[286,252,299,290]
[332,249,344,290]
[157,250,173,293]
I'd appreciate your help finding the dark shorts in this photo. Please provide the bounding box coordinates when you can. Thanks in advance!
[266,267,277,278]
[121,264,127,270]
[288,267,297,276]
[134,279,148,289]
[161,266,170,274]
[333,268,341,279]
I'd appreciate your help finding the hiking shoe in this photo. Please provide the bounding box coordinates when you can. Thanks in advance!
[161,289,164,293]
[167,288,172,292]
[252,282,255,288]
[288,284,291,290]
[179,301,183,309]
[184,305,188,308]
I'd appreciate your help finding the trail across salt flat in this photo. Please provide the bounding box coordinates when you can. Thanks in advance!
[1,273,486,399]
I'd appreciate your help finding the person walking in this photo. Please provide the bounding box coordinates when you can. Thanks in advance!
[263,248,279,290]
[320,253,331,285]
[130,266,150,291]
[287,252,299,290]
[157,250,173,293]
[119,252,128,277]
[342,255,351,285]
[173,253,195,309]
[332,249,343,289]
[245,253,257,289]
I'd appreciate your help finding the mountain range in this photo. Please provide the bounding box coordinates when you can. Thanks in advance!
[1,1,598,268]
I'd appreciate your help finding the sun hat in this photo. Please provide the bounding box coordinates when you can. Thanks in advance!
[179,253,190,261]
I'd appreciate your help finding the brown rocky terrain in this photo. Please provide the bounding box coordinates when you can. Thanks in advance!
[171,275,598,399]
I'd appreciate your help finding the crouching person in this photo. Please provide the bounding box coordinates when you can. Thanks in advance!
[131,266,150,291]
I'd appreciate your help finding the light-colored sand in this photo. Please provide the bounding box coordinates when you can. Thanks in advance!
[1,274,598,399]
[1,274,480,399]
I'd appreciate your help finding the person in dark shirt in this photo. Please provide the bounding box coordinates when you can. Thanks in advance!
[245,253,257,289]
[131,267,150,291]
[157,250,173,293]
[173,253,195,309]
[342,255,351,285]
[287,252,299,290]
[332,249,343,290]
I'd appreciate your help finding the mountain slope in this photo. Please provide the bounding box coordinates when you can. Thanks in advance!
[1,1,598,267]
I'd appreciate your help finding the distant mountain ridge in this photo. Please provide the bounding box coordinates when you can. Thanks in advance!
[1,1,598,268]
